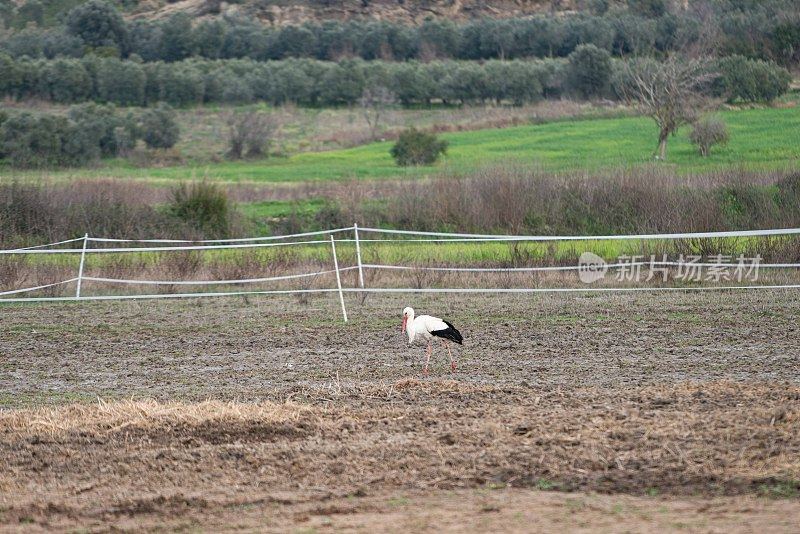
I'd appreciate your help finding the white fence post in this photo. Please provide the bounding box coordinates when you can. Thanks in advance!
[330,235,348,323]
[75,233,88,299]
[354,223,365,290]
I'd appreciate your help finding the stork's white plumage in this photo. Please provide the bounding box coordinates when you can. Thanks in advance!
[401,307,463,375]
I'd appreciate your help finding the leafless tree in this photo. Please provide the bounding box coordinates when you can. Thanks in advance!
[359,86,397,141]
[620,56,717,160]
[226,112,280,159]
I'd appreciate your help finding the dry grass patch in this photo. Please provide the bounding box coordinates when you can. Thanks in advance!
[0,398,317,436]
[0,381,798,530]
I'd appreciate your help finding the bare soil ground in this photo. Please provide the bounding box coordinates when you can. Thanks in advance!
[1,291,799,531]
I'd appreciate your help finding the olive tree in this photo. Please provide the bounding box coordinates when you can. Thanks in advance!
[140,103,179,149]
[96,58,145,105]
[0,1,14,29]
[17,0,44,26]
[36,59,92,103]
[65,0,127,52]
[68,103,138,157]
[160,13,194,62]
[566,44,612,99]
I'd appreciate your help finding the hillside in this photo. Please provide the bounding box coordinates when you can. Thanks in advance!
[128,0,585,24]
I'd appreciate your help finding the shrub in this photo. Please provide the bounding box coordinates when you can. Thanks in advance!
[0,112,97,168]
[713,56,791,103]
[566,44,612,99]
[376,166,800,238]
[168,181,233,238]
[390,127,448,166]
[140,103,179,149]
[0,181,179,246]
[689,117,729,157]
[0,105,140,167]
[68,103,138,157]
[112,126,136,156]
[225,111,279,159]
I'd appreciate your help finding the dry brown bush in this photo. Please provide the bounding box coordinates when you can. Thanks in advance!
[381,166,800,237]
[225,111,280,159]
[0,256,29,291]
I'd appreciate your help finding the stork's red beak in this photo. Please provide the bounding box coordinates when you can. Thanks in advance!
[401,315,407,333]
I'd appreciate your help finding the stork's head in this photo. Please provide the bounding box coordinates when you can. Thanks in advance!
[401,307,414,333]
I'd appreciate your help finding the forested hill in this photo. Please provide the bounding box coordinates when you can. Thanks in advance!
[1,0,633,28]
[129,0,583,25]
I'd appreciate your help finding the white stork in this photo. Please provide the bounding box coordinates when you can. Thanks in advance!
[401,307,463,375]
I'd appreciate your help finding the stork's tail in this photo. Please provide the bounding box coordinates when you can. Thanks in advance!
[432,320,463,345]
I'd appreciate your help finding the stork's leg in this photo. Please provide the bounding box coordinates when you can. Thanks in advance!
[440,340,455,372]
[445,341,456,372]
[424,340,432,375]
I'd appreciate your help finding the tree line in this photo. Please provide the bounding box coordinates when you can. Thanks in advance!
[1,0,798,67]
[0,50,790,169]
[0,52,790,108]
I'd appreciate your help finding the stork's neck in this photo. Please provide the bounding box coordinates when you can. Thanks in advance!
[406,311,415,342]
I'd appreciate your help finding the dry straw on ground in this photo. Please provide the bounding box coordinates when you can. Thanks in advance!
[0,398,315,435]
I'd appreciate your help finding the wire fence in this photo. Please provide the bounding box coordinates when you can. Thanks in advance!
[2,224,800,321]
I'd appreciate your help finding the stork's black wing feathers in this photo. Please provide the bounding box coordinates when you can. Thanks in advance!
[431,320,463,345]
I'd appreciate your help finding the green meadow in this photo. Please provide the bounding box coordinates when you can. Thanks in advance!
[30,235,780,273]
[29,240,625,269]
[5,105,799,185]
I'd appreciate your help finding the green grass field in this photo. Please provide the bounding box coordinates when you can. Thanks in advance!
[4,105,799,185]
[26,235,784,275]
[240,199,331,220]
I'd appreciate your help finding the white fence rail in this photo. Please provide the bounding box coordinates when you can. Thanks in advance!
[2,225,800,321]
